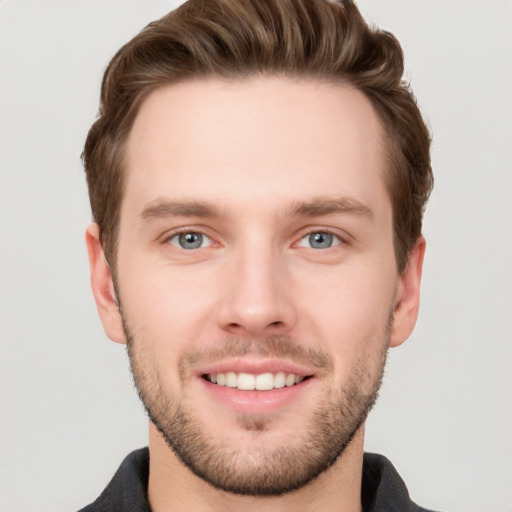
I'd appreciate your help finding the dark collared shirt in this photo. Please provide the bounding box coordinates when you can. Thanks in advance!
[78,448,437,511]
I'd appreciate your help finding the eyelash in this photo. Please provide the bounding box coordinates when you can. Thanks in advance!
[163,226,348,251]
[296,228,346,249]
[164,228,216,249]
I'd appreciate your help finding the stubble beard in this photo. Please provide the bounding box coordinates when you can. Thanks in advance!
[123,317,390,497]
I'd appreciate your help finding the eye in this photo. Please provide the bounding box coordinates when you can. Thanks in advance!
[168,232,212,250]
[298,231,342,249]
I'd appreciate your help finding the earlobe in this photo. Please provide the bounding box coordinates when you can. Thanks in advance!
[85,223,126,344]
[389,237,426,348]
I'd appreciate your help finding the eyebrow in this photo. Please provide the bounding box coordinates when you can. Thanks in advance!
[139,196,373,222]
[287,197,373,219]
[140,199,221,221]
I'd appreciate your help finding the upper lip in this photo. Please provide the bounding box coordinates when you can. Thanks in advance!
[196,357,315,378]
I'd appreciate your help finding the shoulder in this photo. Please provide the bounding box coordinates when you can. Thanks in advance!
[362,453,441,512]
[77,448,150,512]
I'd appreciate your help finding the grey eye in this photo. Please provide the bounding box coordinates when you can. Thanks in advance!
[309,232,333,249]
[298,231,341,249]
[169,232,208,250]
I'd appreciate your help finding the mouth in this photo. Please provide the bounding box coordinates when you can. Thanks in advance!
[196,358,317,414]
[203,371,311,391]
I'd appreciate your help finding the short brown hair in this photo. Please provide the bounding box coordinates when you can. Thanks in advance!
[83,0,432,273]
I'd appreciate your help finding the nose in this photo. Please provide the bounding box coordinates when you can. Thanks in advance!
[216,243,298,337]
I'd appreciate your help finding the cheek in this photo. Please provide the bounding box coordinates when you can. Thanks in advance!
[118,262,217,351]
[297,264,395,358]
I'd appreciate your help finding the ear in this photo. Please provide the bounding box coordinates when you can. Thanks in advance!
[85,223,126,344]
[389,237,426,348]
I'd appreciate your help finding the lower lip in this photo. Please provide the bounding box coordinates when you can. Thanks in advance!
[199,377,314,414]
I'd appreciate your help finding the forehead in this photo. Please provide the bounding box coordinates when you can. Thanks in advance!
[122,77,389,219]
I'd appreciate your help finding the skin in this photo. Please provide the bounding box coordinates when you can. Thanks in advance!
[86,77,425,512]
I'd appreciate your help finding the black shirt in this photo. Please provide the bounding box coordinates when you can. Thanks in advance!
[78,448,437,511]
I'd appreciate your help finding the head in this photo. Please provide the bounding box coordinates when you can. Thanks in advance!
[84,0,432,499]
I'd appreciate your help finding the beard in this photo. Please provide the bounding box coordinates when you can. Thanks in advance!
[123,314,390,497]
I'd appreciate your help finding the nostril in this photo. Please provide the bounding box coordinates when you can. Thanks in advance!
[221,318,290,336]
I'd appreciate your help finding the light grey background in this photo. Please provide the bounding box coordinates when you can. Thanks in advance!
[1,1,511,511]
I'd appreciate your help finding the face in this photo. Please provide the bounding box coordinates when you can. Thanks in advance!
[88,77,423,496]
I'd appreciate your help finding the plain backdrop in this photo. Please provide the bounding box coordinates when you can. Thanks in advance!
[1,1,511,511]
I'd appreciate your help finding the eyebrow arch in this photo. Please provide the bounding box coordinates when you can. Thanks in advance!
[140,199,221,221]
[287,197,373,218]
[140,196,372,222]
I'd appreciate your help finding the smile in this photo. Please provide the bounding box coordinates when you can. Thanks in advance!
[205,372,306,391]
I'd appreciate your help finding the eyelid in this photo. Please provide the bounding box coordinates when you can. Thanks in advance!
[169,232,212,249]
[161,226,219,248]
[158,225,350,249]
[294,227,349,248]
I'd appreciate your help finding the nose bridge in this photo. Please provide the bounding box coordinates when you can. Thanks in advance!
[217,232,296,335]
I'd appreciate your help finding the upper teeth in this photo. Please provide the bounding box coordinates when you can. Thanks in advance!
[207,372,304,391]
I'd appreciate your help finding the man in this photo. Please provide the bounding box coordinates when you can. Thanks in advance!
[80,0,434,510]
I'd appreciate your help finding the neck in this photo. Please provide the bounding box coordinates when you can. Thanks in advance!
[147,423,365,512]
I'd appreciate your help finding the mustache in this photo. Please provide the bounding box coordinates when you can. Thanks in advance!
[178,334,334,378]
